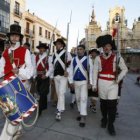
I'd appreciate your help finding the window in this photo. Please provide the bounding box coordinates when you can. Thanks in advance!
[15,1,20,15]
[45,30,48,38]
[0,9,10,33]
[33,25,35,34]
[48,31,50,39]
[39,27,42,36]
[14,21,19,25]
[26,38,29,43]
[53,34,55,40]
[26,22,30,34]
[32,40,34,49]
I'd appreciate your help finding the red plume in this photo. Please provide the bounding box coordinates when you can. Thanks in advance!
[112,28,117,38]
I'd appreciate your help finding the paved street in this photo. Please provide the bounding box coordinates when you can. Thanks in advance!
[0,73,140,140]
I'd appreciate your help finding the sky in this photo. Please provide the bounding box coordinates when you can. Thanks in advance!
[26,0,140,51]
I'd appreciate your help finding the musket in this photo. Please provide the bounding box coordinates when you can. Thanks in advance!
[114,16,121,81]
[85,28,90,77]
[46,19,58,59]
[76,29,79,47]
[65,11,72,69]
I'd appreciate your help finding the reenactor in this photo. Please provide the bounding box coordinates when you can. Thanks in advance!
[93,35,128,136]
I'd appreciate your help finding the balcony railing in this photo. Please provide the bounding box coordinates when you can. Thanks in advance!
[24,29,35,38]
[14,9,22,18]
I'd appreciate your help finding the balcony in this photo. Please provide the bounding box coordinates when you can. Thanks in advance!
[24,29,35,38]
[14,9,22,18]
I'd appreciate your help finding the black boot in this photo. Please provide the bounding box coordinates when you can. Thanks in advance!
[108,124,116,136]
[79,116,86,127]
[76,116,81,121]
[101,118,107,128]
[107,100,117,136]
[100,99,108,128]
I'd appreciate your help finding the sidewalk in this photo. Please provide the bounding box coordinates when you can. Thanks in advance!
[0,73,140,140]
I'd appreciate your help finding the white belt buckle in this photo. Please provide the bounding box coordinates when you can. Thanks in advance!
[107,74,110,78]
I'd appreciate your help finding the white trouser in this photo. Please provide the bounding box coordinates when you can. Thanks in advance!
[0,81,28,140]
[98,79,118,100]
[54,75,67,112]
[74,81,88,116]
[0,120,22,140]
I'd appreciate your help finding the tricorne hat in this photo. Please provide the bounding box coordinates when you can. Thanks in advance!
[7,24,23,38]
[37,43,49,49]
[53,38,66,47]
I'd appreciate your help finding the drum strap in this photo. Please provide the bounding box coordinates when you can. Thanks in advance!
[8,49,25,69]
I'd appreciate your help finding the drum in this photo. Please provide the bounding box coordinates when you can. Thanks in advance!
[0,76,38,125]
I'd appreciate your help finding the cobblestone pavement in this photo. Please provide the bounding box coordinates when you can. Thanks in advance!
[0,73,140,140]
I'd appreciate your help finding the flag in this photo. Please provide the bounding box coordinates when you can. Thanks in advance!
[112,28,117,38]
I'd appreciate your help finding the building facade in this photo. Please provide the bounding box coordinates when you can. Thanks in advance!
[23,10,61,52]
[85,7,102,49]
[107,6,131,50]
[0,0,10,53]
[9,0,62,53]
[83,6,140,52]
[132,18,140,49]
[10,0,25,33]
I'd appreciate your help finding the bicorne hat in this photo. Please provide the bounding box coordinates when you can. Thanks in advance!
[53,38,66,47]
[37,43,49,49]
[7,24,23,38]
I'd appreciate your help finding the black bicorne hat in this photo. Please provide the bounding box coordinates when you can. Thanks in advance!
[53,38,66,47]
[7,24,23,38]
[37,43,49,49]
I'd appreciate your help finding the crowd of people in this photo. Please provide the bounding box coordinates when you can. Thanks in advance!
[0,24,128,139]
